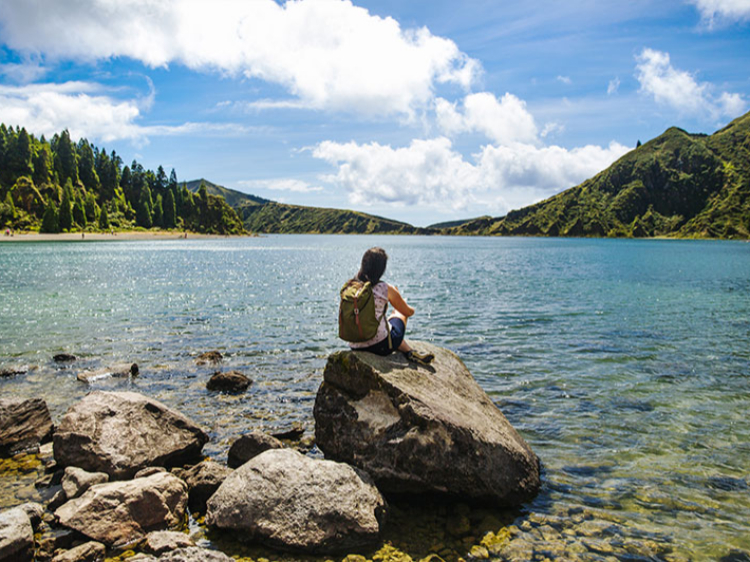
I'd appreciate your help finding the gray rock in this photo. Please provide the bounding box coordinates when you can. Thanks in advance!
[195,351,222,365]
[53,391,208,479]
[55,471,188,547]
[0,506,34,562]
[61,467,109,500]
[144,530,194,555]
[76,363,138,383]
[314,342,540,506]
[173,460,232,514]
[0,398,53,456]
[206,370,252,393]
[50,541,106,562]
[15,503,43,529]
[158,547,233,562]
[128,555,158,562]
[206,448,385,553]
[227,431,283,469]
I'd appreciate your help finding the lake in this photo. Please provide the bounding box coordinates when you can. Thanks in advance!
[1,235,749,561]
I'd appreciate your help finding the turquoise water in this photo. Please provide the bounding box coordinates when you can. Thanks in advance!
[1,235,749,560]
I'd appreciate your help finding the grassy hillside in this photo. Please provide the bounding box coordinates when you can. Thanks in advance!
[447,111,750,239]
[186,179,431,234]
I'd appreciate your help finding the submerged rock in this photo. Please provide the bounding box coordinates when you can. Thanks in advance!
[53,354,77,363]
[0,367,27,378]
[0,505,34,562]
[196,351,222,365]
[227,431,284,469]
[0,398,53,457]
[76,362,138,383]
[53,391,209,479]
[206,370,251,393]
[207,448,386,553]
[314,342,540,506]
[55,471,188,547]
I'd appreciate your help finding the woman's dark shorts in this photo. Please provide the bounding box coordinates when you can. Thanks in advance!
[358,318,405,356]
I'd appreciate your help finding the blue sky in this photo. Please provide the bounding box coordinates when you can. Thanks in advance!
[0,0,748,226]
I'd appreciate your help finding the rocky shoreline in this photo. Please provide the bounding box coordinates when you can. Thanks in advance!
[1,344,695,562]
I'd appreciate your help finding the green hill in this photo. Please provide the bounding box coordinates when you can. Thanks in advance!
[186,179,431,235]
[447,111,750,239]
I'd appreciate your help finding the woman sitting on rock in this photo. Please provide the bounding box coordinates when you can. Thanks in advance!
[344,247,434,365]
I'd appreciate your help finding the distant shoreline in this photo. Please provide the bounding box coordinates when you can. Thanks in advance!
[0,231,244,243]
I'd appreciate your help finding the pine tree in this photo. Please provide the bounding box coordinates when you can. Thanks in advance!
[98,205,110,230]
[153,194,164,227]
[73,196,86,229]
[84,192,99,223]
[164,188,177,229]
[136,185,153,228]
[59,183,74,232]
[40,201,59,233]
[78,140,100,193]
[8,127,33,177]
[54,130,79,187]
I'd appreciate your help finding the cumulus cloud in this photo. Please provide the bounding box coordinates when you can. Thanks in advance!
[313,135,629,214]
[238,179,323,193]
[0,0,479,117]
[0,82,249,143]
[635,48,746,119]
[689,0,750,25]
[435,92,539,145]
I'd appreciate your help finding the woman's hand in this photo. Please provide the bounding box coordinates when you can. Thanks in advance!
[388,284,415,317]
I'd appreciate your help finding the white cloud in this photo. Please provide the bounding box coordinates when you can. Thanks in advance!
[435,92,539,145]
[239,179,323,193]
[313,136,629,214]
[635,48,746,119]
[557,75,572,85]
[0,82,249,143]
[0,0,479,118]
[607,77,621,95]
[689,0,750,25]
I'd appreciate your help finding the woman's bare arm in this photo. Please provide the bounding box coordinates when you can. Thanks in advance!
[388,284,415,317]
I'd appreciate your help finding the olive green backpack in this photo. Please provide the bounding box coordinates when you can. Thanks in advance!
[338,280,387,343]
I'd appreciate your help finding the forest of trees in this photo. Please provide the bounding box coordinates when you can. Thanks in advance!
[0,124,244,235]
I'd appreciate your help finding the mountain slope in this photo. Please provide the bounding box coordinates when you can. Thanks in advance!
[186,179,431,234]
[447,111,750,239]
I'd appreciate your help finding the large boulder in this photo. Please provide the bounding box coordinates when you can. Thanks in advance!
[53,391,209,479]
[0,398,53,456]
[0,506,34,562]
[314,342,540,506]
[55,471,188,547]
[206,449,386,553]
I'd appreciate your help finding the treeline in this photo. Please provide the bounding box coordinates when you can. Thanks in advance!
[0,124,244,234]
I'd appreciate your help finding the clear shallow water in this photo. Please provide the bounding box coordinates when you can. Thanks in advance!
[1,235,749,561]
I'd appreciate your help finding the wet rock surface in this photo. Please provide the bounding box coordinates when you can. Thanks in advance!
[207,448,386,553]
[227,431,284,469]
[206,370,252,393]
[0,398,53,457]
[53,391,208,479]
[54,471,188,546]
[314,342,540,506]
[49,540,105,562]
[76,363,138,383]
